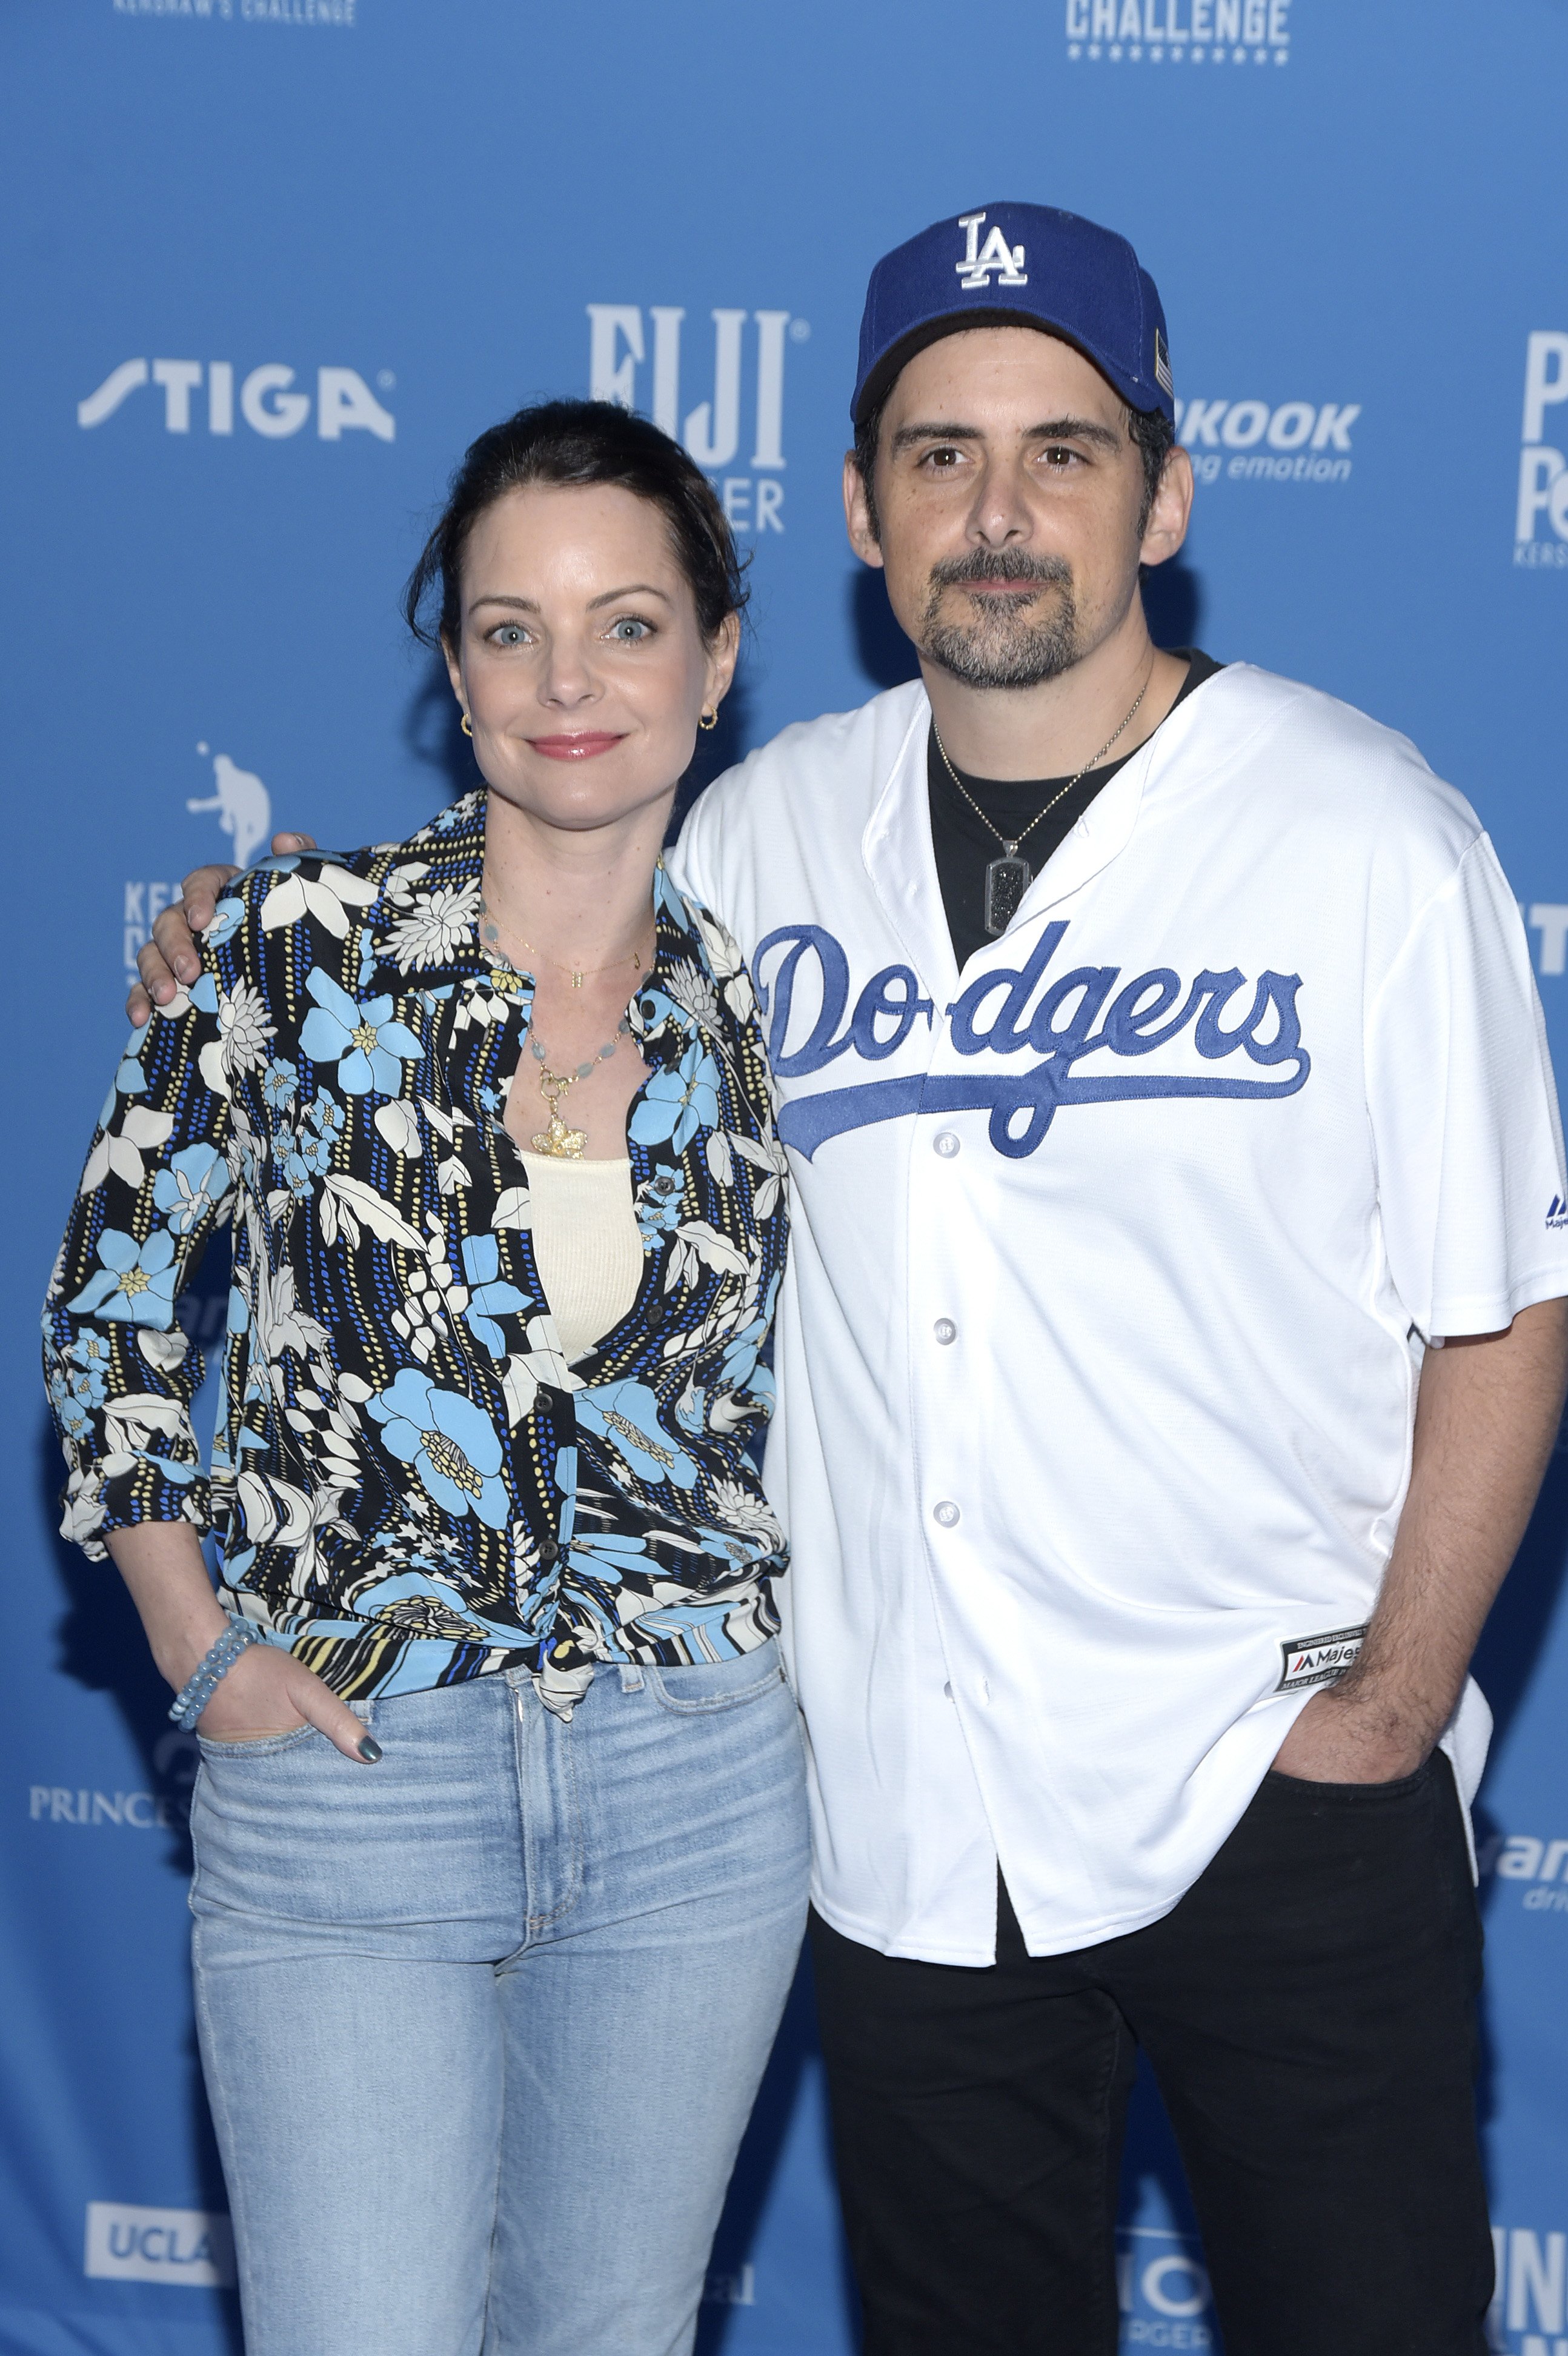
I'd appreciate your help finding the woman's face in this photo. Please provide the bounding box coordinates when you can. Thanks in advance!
[444,481,738,836]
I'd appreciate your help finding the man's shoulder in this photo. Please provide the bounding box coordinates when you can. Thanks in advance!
[1181,663,1484,859]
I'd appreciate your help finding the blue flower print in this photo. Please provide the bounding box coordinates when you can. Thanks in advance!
[457,1235,532,1359]
[367,1370,510,1529]
[67,1228,179,1328]
[48,1372,96,1443]
[203,898,245,948]
[634,1186,683,1245]
[115,1020,151,1099]
[67,1330,114,1396]
[153,1142,227,1237]
[629,1042,722,1156]
[574,1377,698,1490]
[262,1057,299,1114]
[565,1531,650,1587]
[293,1091,344,1180]
[299,968,423,1099]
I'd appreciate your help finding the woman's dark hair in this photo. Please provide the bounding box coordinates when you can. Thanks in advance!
[404,398,748,652]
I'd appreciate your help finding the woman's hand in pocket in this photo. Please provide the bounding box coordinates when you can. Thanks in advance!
[198,1642,381,1760]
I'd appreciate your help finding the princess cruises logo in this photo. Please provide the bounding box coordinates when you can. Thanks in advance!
[1516,332,1568,568]
[587,304,805,534]
[1066,0,1291,64]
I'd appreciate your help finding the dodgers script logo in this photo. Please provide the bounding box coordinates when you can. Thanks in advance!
[754,919,1310,1161]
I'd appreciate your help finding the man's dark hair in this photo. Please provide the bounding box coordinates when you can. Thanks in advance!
[852,378,1178,545]
[405,397,749,651]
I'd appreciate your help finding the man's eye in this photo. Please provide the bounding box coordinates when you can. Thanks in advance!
[922,447,964,470]
[1041,445,1081,467]
[608,617,653,642]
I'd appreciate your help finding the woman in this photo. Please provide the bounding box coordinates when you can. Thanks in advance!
[44,401,807,2356]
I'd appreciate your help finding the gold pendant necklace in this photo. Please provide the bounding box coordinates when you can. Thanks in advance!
[527,1014,634,1160]
[477,893,648,990]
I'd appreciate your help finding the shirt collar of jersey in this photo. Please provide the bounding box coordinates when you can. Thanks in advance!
[353,787,711,1066]
[862,685,1170,984]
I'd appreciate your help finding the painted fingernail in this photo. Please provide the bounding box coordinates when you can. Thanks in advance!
[358,1737,382,1763]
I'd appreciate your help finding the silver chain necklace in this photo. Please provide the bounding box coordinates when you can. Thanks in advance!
[932,667,1153,937]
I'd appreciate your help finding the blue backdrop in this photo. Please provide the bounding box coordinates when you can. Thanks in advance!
[4,3,1567,2349]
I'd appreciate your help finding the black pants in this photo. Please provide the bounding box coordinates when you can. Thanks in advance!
[810,1754,1491,2356]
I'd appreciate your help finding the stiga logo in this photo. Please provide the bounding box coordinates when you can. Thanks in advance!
[78,359,393,441]
[588,304,803,534]
[1515,333,1568,568]
[1066,0,1291,66]
[1176,396,1358,484]
[85,2203,234,2289]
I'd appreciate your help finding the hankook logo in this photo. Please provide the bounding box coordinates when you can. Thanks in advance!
[78,359,394,441]
[1175,396,1358,485]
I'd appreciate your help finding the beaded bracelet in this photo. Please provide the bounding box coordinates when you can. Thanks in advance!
[168,1613,264,1731]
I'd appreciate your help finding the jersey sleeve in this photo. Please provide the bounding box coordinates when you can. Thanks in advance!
[1366,834,1568,1338]
[41,896,253,1557]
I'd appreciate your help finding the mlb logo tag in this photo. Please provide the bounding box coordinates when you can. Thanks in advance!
[955,211,1028,290]
[1277,1625,1367,1692]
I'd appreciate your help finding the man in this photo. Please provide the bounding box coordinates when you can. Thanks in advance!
[138,204,1568,2354]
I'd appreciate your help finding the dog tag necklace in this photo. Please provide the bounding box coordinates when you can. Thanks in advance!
[932,667,1152,937]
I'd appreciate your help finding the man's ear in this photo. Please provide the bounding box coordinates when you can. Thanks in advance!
[1140,444,1194,570]
[843,452,885,570]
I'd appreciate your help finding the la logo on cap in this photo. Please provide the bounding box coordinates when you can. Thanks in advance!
[955,211,1028,290]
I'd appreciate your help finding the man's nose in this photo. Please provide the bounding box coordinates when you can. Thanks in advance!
[966,456,1034,547]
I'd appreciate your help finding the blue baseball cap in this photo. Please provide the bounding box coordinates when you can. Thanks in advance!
[852,202,1174,427]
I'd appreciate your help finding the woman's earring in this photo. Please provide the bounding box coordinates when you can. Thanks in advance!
[460,712,474,737]
[698,707,719,732]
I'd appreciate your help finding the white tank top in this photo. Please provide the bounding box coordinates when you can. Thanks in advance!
[519,1153,646,1365]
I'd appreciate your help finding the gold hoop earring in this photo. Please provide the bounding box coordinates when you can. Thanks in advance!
[698,707,718,732]
[460,713,473,737]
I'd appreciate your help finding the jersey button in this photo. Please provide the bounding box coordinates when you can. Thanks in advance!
[943,1681,954,1702]
[933,1318,957,1346]
[933,1131,960,1158]
[932,1500,960,1529]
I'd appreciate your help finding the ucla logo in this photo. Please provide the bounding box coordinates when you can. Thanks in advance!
[754,919,1309,1162]
[955,211,1028,290]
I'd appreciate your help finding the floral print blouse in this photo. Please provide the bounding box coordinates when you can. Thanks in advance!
[44,791,789,1709]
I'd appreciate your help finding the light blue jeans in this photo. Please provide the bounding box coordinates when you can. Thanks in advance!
[189,1644,809,2355]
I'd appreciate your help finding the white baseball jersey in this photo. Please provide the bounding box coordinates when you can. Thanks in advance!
[670,664,1568,1965]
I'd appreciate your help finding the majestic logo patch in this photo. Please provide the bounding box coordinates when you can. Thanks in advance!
[955,211,1028,290]
[1547,1193,1568,1231]
[1277,1625,1366,1692]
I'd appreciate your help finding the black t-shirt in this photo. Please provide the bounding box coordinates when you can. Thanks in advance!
[928,648,1226,969]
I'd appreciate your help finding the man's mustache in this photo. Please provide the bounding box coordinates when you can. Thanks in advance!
[928,550,1073,596]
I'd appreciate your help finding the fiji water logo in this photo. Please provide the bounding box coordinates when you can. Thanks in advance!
[587,304,806,534]
[1516,333,1568,569]
[755,917,1309,1162]
[1068,0,1291,65]
[78,359,393,441]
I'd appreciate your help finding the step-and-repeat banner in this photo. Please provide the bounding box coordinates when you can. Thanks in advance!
[4,2,1566,2349]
